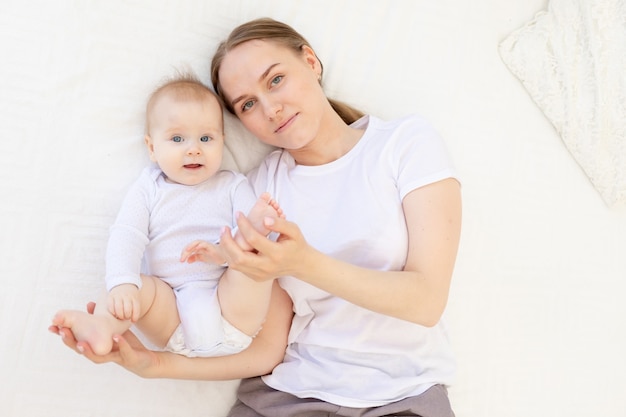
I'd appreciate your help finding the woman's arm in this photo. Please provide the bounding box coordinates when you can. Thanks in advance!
[217,178,461,326]
[51,281,293,380]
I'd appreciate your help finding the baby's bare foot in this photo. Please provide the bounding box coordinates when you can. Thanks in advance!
[248,192,284,235]
[232,193,284,251]
[52,310,120,355]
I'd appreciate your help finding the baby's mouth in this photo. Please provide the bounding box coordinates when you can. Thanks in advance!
[184,164,203,169]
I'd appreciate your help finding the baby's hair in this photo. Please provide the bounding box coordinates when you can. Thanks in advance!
[211,17,364,125]
[145,71,221,134]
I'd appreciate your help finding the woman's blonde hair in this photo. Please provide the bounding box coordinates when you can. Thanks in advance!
[210,18,364,125]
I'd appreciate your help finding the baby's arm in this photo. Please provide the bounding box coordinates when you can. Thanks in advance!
[105,171,152,314]
[51,171,151,356]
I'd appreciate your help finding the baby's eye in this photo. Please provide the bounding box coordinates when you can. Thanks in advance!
[271,75,283,86]
[200,136,211,142]
[172,136,183,142]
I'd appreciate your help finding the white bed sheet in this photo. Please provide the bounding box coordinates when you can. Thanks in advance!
[1,1,625,416]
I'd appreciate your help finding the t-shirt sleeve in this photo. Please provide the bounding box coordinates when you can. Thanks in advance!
[246,149,285,197]
[392,115,459,200]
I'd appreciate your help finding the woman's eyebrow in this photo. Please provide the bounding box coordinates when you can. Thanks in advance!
[230,63,280,108]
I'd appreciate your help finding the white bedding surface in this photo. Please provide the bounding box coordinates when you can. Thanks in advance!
[1,1,625,416]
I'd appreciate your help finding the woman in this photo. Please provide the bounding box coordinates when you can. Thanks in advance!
[52,17,462,417]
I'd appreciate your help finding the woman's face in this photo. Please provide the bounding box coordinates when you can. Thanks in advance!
[218,40,328,150]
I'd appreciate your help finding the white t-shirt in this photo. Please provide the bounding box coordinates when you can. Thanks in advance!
[248,114,459,408]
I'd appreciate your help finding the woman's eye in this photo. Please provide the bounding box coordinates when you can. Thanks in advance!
[242,100,254,112]
[200,136,211,142]
[172,136,183,142]
[271,75,283,86]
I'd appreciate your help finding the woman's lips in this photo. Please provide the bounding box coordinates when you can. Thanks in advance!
[275,113,298,133]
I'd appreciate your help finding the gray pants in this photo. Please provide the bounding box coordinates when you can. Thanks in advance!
[228,377,455,417]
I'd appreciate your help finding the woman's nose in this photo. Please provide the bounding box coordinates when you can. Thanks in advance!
[263,98,282,120]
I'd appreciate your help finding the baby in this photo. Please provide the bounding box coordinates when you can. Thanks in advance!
[52,73,282,357]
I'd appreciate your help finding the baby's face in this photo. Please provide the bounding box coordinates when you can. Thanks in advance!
[145,94,224,186]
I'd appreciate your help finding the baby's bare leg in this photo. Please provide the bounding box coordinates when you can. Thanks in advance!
[131,275,180,348]
[218,269,273,337]
[222,193,282,336]
[52,275,180,355]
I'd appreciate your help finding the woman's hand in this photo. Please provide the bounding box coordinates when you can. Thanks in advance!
[49,302,162,378]
[216,214,311,282]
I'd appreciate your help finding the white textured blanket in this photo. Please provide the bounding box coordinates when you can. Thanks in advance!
[500,0,626,207]
[2,1,626,417]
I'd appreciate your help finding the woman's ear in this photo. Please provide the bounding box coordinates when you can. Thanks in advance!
[301,45,322,78]
[144,135,157,162]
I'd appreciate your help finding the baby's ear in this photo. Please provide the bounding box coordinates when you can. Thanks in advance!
[144,135,156,161]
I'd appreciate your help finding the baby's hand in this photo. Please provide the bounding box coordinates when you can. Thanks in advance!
[181,239,227,265]
[107,284,140,322]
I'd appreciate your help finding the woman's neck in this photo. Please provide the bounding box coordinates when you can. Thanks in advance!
[289,113,365,166]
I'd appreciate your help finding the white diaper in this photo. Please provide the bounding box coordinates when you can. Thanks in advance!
[165,317,253,357]
[164,281,253,357]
